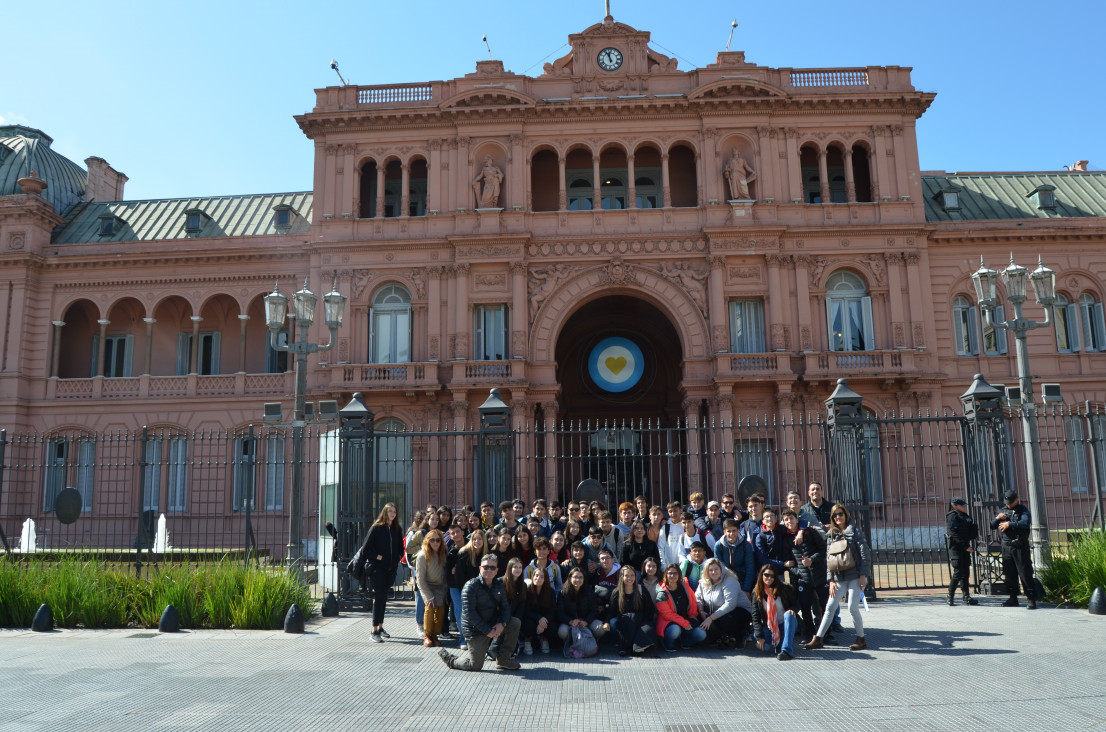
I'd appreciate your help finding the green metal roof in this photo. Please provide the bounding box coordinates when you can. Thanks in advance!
[0,125,88,215]
[54,191,313,244]
[923,171,1106,222]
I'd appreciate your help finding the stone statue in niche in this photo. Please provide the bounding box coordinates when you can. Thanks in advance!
[471,155,504,208]
[724,147,757,200]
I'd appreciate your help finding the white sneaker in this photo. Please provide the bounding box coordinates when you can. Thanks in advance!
[539,638,550,654]
[522,640,534,655]
[460,643,468,651]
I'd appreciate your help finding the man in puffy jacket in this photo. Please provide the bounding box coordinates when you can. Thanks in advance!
[438,553,521,671]
[991,490,1035,609]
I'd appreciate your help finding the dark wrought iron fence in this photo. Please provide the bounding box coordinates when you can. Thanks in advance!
[2,400,1104,596]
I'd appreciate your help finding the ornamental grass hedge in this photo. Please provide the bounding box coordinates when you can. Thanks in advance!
[1040,529,1106,608]
[0,558,313,629]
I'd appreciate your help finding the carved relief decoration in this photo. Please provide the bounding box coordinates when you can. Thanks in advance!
[863,254,886,286]
[711,325,728,353]
[598,255,637,286]
[710,237,779,251]
[655,260,708,313]
[727,266,761,283]
[474,273,507,290]
[457,245,522,259]
[527,238,705,258]
[529,264,580,311]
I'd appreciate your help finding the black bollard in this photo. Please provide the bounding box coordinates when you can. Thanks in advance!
[31,604,53,632]
[158,604,181,633]
[1089,587,1106,616]
[321,592,339,617]
[283,603,305,633]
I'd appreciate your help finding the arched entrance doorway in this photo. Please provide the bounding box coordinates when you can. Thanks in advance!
[549,295,686,505]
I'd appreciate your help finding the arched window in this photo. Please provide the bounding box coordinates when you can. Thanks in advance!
[825,271,873,352]
[1079,292,1106,352]
[370,284,411,363]
[952,296,979,356]
[1054,293,1079,353]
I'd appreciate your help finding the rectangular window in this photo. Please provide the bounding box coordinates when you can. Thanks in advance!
[43,438,94,513]
[1079,300,1106,352]
[232,436,256,510]
[266,330,289,373]
[263,435,286,511]
[90,334,134,377]
[474,305,508,360]
[952,305,978,356]
[827,296,874,351]
[728,299,766,353]
[371,310,410,363]
[982,305,1008,356]
[177,331,221,375]
[1056,303,1080,353]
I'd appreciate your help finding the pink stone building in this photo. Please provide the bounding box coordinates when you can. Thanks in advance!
[1,17,1104,539]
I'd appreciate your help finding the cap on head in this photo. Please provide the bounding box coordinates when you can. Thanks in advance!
[951,498,967,508]
[1004,490,1018,504]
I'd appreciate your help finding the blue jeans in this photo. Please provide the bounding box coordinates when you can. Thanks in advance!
[662,622,707,651]
[760,611,798,657]
[449,587,464,634]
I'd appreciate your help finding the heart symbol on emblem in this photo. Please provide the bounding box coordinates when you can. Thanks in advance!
[604,356,627,375]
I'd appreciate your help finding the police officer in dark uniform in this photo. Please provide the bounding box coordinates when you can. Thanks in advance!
[989,490,1036,609]
[945,497,978,606]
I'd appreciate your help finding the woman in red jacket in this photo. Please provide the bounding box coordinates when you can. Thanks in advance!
[654,563,708,652]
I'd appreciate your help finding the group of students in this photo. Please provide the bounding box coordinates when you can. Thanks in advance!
[385,481,871,660]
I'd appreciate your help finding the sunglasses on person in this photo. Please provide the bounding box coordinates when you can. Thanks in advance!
[480,564,497,570]
[832,512,845,518]
[722,500,734,506]
[762,571,777,578]
[428,538,442,542]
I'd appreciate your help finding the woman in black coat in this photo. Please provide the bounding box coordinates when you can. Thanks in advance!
[605,565,657,655]
[620,519,660,573]
[557,567,606,642]
[354,503,404,643]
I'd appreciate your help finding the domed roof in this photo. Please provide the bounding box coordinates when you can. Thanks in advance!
[0,125,88,215]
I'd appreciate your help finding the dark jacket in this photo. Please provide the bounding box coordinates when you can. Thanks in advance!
[788,526,827,586]
[557,586,599,626]
[990,503,1030,546]
[801,500,833,529]
[946,509,978,550]
[352,522,404,581]
[620,538,660,572]
[750,582,799,637]
[448,548,482,590]
[754,525,793,574]
[826,523,870,582]
[713,536,757,592]
[524,587,557,628]
[460,576,511,639]
[603,585,656,623]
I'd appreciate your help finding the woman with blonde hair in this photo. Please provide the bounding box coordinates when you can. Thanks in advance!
[353,502,404,643]
[415,528,449,647]
[695,557,753,649]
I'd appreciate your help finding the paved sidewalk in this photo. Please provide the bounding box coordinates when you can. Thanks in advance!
[1,594,1103,731]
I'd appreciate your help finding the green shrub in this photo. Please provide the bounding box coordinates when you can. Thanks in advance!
[1041,529,1106,607]
[42,559,85,628]
[231,567,313,629]
[0,560,41,626]
[201,563,246,628]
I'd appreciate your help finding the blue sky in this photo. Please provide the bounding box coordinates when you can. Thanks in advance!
[7,0,1103,200]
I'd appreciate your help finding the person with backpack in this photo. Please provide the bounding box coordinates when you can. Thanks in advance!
[349,502,404,644]
[946,497,979,606]
[804,504,871,652]
[557,567,608,644]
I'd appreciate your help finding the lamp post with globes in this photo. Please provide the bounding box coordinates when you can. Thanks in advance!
[970,254,1056,570]
[264,279,348,575]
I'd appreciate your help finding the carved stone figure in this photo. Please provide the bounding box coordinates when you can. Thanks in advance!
[662,261,708,312]
[471,155,504,208]
[724,147,757,200]
[529,264,572,309]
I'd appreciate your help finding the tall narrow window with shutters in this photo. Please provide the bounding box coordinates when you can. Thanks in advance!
[1079,292,1106,352]
[982,304,1007,356]
[728,299,766,353]
[1054,294,1080,353]
[952,296,979,356]
[825,271,874,352]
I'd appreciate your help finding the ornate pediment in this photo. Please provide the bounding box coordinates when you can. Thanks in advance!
[539,16,677,78]
[440,88,537,110]
[689,78,787,101]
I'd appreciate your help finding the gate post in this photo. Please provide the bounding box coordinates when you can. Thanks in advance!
[960,373,1011,595]
[824,378,875,599]
[337,393,375,602]
[478,388,512,508]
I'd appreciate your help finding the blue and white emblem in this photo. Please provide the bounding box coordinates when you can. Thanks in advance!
[587,337,644,393]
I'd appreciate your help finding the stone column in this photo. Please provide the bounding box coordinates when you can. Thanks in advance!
[817,148,830,204]
[510,262,527,359]
[626,151,637,209]
[714,392,735,491]
[428,266,443,361]
[661,152,672,208]
[510,397,530,498]
[237,314,249,373]
[708,255,728,353]
[886,254,906,348]
[427,139,442,213]
[844,148,856,203]
[510,133,525,210]
[891,125,910,200]
[793,257,814,352]
[324,145,338,218]
[340,144,356,217]
[50,321,65,377]
[784,128,801,202]
[142,318,156,376]
[375,164,386,218]
[95,319,109,377]
[452,399,470,501]
[591,154,602,211]
[683,397,702,495]
[774,391,798,494]
[871,126,892,200]
[400,162,410,217]
[765,255,785,351]
[905,252,926,348]
[542,399,560,496]
[189,315,202,374]
[454,263,470,359]
[557,155,567,211]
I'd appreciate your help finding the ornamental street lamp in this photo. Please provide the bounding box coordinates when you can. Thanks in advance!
[971,254,1056,570]
[265,279,347,575]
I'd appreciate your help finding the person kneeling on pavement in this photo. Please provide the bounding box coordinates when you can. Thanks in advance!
[439,553,522,672]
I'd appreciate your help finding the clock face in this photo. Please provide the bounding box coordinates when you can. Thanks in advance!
[597,47,623,71]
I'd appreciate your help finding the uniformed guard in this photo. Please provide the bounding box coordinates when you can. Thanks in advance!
[989,490,1036,609]
[945,497,978,606]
